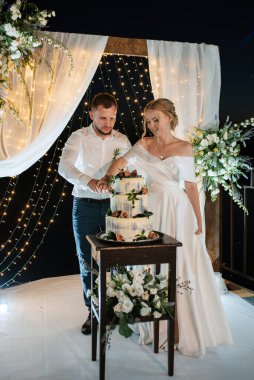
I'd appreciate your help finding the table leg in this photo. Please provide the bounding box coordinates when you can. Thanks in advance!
[168,258,176,376]
[92,307,98,361]
[99,262,107,380]
[153,320,159,353]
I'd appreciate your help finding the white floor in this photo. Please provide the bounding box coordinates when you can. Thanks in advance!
[0,275,254,380]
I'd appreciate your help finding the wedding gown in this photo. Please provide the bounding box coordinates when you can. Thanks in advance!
[124,142,233,357]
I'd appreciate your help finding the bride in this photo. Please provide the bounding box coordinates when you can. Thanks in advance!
[98,98,233,356]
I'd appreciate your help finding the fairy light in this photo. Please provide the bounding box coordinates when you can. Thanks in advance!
[99,54,128,137]
[0,177,19,224]
[0,125,72,283]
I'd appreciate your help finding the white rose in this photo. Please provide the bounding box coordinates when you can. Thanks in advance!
[140,306,151,316]
[122,283,131,292]
[128,285,137,297]
[118,274,130,284]
[134,283,144,296]
[153,311,162,319]
[107,287,116,297]
[11,40,18,47]
[39,18,48,26]
[11,50,21,59]
[133,270,144,284]
[200,139,208,147]
[149,287,158,295]
[208,169,216,177]
[108,280,116,288]
[218,168,226,175]
[116,290,126,301]
[141,291,149,300]
[121,298,134,313]
[114,303,122,313]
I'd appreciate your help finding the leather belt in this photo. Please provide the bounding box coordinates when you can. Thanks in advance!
[82,198,110,204]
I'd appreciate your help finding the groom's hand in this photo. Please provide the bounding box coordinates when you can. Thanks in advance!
[87,178,100,193]
[96,178,109,193]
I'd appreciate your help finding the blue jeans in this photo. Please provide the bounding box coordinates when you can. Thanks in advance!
[72,197,110,310]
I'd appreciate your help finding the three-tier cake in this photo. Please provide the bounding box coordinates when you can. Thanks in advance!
[104,169,158,242]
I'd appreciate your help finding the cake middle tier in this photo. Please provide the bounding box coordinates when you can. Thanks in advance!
[110,194,149,217]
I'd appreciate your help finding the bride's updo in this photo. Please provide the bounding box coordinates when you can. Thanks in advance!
[143,98,179,133]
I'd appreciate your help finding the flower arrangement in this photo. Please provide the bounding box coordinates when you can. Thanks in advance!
[89,265,173,338]
[190,117,254,214]
[0,0,73,124]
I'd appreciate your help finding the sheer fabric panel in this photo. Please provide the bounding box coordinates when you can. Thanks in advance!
[0,32,108,177]
[147,40,221,140]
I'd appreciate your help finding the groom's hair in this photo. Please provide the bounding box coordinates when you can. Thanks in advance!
[91,93,117,111]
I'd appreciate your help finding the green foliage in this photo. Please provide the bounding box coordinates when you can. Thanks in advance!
[190,117,254,214]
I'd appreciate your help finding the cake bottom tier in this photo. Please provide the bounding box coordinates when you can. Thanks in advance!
[106,215,154,242]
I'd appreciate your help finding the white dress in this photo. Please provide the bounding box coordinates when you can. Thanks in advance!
[124,143,233,357]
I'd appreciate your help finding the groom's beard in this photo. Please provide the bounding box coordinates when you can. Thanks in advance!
[93,123,113,136]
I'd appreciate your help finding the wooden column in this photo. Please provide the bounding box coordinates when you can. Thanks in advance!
[205,193,220,271]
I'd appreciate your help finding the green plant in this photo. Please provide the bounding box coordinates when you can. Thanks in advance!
[190,117,254,214]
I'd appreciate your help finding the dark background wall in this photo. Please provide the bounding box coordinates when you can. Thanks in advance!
[32,0,254,122]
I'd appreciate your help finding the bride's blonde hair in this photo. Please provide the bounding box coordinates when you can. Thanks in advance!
[142,98,179,137]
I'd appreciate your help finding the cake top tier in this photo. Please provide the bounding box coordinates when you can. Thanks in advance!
[111,169,147,194]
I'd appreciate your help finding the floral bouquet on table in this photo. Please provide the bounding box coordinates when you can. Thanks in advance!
[190,117,254,214]
[88,265,173,338]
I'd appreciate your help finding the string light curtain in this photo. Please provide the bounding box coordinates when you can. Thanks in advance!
[0,55,153,288]
[0,32,108,178]
[147,40,221,139]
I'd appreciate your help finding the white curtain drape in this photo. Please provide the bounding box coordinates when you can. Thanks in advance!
[147,40,221,139]
[0,32,108,177]
[147,40,221,228]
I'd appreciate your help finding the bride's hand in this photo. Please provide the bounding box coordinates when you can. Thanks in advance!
[195,225,203,235]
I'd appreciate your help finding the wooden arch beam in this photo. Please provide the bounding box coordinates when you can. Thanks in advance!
[104,36,148,57]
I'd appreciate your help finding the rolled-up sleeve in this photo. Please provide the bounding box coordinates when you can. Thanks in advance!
[58,133,91,188]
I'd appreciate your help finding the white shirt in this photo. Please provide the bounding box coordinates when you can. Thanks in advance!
[58,124,131,199]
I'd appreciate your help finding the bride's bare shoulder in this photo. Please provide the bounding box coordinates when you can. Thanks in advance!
[174,139,194,157]
[137,137,153,148]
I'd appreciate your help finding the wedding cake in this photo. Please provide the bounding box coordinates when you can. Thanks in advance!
[104,169,158,242]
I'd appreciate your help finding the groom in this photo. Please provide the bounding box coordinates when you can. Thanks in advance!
[58,93,131,334]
